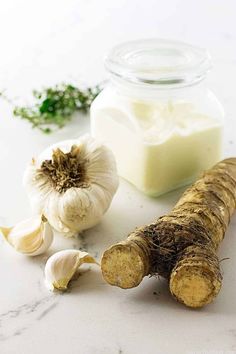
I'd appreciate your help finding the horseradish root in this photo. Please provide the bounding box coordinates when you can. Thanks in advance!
[101,158,236,308]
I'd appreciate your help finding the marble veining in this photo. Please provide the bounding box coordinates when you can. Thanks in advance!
[0,295,58,342]
[0,1,236,353]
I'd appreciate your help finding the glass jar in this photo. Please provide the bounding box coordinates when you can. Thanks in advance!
[90,39,224,196]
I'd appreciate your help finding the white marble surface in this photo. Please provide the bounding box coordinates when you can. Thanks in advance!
[0,1,236,353]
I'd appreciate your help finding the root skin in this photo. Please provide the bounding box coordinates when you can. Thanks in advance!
[101,158,236,308]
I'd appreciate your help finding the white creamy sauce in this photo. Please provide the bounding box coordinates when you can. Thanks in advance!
[91,88,223,196]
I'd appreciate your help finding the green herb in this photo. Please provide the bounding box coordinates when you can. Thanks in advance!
[12,83,101,133]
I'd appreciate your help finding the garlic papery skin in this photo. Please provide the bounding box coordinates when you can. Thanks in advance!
[44,249,97,291]
[23,135,119,237]
[0,215,53,256]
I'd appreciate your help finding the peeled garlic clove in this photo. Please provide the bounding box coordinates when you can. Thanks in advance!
[0,215,53,256]
[44,249,98,291]
[23,135,119,237]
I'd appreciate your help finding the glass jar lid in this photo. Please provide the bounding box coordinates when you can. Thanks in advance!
[104,39,211,88]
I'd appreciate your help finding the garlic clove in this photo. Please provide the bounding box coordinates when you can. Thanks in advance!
[44,191,68,234]
[0,215,53,256]
[44,249,98,291]
[0,227,12,238]
[30,219,54,256]
[57,188,98,234]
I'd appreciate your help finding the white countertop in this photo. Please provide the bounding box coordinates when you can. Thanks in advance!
[0,1,236,353]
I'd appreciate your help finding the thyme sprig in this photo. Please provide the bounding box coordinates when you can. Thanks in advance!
[8,83,101,134]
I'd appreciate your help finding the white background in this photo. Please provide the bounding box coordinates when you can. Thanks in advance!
[0,1,236,354]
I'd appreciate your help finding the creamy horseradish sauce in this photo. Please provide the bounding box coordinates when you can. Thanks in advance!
[91,89,223,196]
[91,39,224,196]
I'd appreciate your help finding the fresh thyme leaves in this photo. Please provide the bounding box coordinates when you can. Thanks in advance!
[12,83,101,134]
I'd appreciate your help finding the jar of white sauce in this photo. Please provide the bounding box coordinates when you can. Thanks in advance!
[91,39,224,196]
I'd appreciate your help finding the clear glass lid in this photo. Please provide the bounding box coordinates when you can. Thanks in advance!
[104,39,211,87]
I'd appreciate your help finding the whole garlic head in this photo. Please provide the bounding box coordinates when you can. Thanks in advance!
[0,215,53,256]
[23,135,119,237]
[45,249,97,291]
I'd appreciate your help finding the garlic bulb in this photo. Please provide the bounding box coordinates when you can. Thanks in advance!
[45,249,97,291]
[0,215,53,256]
[23,135,119,237]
